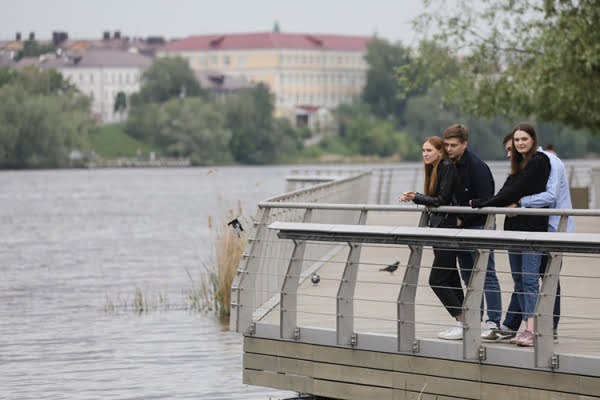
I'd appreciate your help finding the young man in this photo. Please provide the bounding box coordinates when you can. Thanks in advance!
[438,124,502,340]
[483,133,574,342]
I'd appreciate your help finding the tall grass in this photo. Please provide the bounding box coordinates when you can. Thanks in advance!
[198,202,247,318]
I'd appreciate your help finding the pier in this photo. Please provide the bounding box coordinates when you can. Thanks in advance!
[231,168,600,399]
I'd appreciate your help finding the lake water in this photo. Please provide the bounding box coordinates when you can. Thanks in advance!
[0,167,300,399]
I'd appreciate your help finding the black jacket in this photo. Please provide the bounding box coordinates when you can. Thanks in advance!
[413,160,457,227]
[471,152,551,232]
[453,149,495,228]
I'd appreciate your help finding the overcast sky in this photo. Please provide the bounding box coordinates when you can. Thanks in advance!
[0,0,430,45]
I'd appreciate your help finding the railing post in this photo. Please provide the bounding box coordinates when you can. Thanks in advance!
[463,249,489,360]
[398,244,423,352]
[535,252,562,368]
[336,210,367,346]
[280,239,306,339]
[230,207,271,334]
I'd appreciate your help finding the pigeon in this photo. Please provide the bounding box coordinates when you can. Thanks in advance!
[380,261,400,273]
[311,273,321,285]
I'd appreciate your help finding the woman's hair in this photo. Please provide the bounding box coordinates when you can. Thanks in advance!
[423,136,448,195]
[509,122,539,175]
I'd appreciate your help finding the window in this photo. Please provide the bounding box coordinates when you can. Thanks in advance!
[280,55,284,65]
[238,55,246,66]
[210,55,218,66]
[223,55,230,66]
[90,74,94,83]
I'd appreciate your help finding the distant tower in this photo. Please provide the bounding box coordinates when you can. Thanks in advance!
[273,21,281,33]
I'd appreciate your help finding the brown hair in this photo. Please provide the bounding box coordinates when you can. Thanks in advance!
[423,136,449,196]
[502,132,513,145]
[509,122,540,175]
[442,124,469,143]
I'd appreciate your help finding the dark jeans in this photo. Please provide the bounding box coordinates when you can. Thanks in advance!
[503,255,561,331]
[429,248,464,318]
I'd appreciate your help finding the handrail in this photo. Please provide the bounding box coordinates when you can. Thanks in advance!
[259,202,599,217]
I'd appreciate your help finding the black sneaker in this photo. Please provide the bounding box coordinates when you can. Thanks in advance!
[481,327,517,342]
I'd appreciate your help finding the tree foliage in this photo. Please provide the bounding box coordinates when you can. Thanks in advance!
[0,66,93,168]
[15,40,56,61]
[224,83,303,164]
[362,38,414,121]
[411,0,600,133]
[138,56,207,103]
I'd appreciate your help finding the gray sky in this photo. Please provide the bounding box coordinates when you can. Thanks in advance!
[0,0,429,45]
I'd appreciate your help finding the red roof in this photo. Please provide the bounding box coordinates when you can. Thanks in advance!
[162,32,372,52]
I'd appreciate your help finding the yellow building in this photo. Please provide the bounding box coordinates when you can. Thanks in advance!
[158,32,371,123]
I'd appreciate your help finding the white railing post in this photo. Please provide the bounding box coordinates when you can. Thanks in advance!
[463,249,489,360]
[336,210,367,346]
[398,244,423,352]
[535,252,562,368]
[280,239,306,339]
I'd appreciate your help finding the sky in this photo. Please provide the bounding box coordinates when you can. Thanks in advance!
[0,0,430,45]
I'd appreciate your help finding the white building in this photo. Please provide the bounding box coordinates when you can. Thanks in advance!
[16,48,152,123]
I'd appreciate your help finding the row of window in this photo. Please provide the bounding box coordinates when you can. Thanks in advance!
[279,72,365,86]
[187,52,365,68]
[62,71,140,85]
[276,92,357,105]
[280,54,365,67]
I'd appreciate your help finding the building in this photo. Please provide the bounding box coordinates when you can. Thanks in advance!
[16,48,152,123]
[158,32,372,126]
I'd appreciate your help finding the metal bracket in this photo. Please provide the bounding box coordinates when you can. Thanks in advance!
[248,322,256,335]
[479,346,487,361]
[293,327,301,340]
[412,340,420,353]
[552,354,559,369]
[351,333,358,347]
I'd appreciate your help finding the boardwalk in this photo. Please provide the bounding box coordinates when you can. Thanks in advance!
[260,213,600,356]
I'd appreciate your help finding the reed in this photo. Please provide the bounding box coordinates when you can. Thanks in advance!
[200,202,247,318]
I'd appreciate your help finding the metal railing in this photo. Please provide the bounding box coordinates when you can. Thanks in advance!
[233,199,600,376]
[230,172,371,333]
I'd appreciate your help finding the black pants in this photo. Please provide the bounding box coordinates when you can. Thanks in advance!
[429,248,464,318]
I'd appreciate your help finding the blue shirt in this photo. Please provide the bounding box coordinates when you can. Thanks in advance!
[520,147,575,232]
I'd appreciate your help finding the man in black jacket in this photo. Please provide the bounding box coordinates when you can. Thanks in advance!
[442,124,502,337]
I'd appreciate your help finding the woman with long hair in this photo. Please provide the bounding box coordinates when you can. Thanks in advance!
[399,136,464,340]
[471,122,551,347]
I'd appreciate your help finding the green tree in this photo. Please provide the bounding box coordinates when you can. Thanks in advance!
[138,56,206,103]
[0,69,93,168]
[114,91,127,113]
[225,83,278,164]
[412,0,600,133]
[362,38,414,121]
[153,97,232,165]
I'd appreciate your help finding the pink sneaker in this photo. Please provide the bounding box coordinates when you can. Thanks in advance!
[514,330,535,347]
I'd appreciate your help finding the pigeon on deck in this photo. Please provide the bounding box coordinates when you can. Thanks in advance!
[380,261,400,273]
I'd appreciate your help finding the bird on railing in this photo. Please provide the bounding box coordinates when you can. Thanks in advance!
[380,261,400,273]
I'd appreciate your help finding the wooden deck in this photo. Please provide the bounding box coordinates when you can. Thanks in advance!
[245,212,600,399]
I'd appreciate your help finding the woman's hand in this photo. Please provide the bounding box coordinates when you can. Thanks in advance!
[399,191,416,202]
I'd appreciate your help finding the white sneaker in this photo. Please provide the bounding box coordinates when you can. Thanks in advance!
[480,320,499,339]
[438,322,463,340]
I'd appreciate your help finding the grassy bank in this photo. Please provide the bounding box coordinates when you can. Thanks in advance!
[89,123,155,159]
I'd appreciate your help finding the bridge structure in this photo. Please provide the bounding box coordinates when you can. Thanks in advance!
[230,169,600,399]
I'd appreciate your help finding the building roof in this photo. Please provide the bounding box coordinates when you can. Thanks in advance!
[15,48,152,69]
[162,32,372,52]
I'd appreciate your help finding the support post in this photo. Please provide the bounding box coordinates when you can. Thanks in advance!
[463,249,489,360]
[535,252,562,368]
[280,239,307,339]
[398,244,423,352]
[336,210,367,346]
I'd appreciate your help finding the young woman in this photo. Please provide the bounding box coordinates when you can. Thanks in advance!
[399,137,464,340]
[471,123,551,347]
